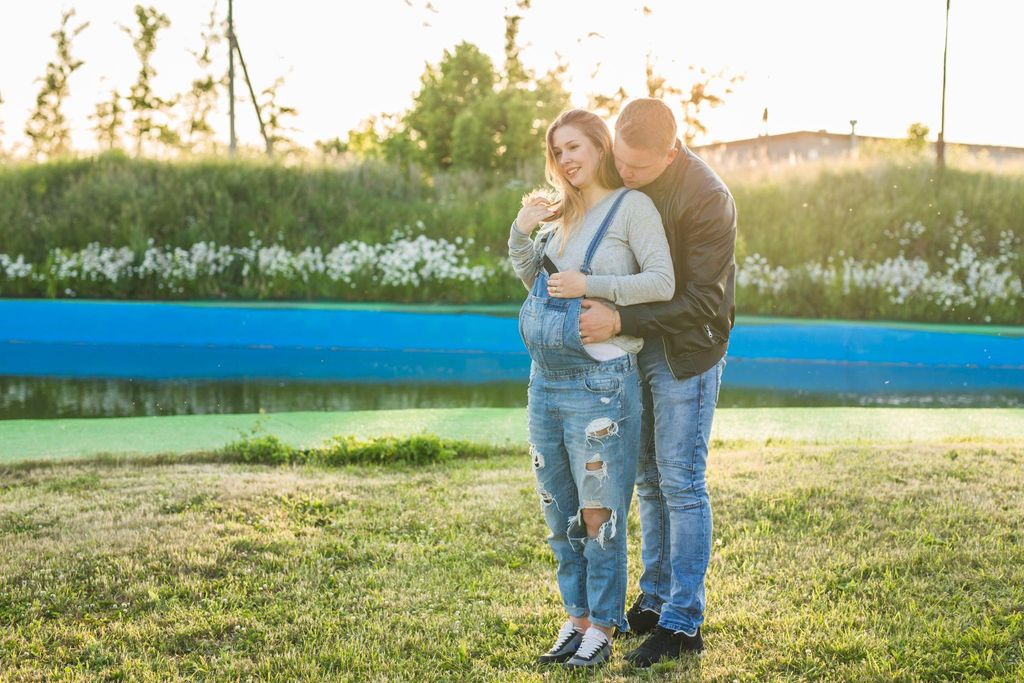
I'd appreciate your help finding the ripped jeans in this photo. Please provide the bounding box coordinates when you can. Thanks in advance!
[527,355,641,630]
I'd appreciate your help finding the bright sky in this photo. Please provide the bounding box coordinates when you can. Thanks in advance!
[2,0,1022,154]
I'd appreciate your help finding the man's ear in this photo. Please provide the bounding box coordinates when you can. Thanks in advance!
[665,146,679,165]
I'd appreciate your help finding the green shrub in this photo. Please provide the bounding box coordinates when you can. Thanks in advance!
[218,433,502,467]
[226,434,294,465]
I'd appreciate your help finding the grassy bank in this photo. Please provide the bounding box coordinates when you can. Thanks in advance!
[1,439,1022,680]
[1,154,1020,322]
[2,153,1021,265]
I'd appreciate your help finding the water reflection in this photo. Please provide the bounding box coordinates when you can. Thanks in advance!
[1,376,1019,420]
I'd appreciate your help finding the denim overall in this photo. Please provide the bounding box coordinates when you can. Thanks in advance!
[518,188,641,631]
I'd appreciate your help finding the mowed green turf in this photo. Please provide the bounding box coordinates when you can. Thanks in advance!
[1,440,1022,680]
[2,408,1024,462]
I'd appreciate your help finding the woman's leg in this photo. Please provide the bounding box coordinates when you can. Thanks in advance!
[528,370,588,622]
[561,360,642,634]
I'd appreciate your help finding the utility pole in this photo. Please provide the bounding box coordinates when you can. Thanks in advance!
[233,40,272,156]
[761,107,770,163]
[937,0,950,169]
[227,0,236,156]
[224,0,271,157]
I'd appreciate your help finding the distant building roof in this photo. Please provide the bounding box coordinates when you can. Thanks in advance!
[693,130,1024,154]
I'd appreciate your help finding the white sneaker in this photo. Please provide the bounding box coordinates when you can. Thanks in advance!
[565,626,611,667]
[536,620,584,665]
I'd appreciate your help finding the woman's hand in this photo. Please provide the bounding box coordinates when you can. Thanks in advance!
[514,200,556,235]
[547,270,587,298]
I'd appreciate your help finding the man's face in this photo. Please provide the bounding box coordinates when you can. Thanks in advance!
[613,137,676,189]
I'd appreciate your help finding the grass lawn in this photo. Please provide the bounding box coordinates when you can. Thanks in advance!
[2,438,1022,681]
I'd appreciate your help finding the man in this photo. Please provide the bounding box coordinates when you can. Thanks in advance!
[578,98,737,668]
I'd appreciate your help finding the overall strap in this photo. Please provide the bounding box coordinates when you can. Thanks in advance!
[537,231,552,258]
[580,189,631,275]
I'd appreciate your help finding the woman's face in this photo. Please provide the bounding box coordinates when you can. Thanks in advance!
[550,124,603,190]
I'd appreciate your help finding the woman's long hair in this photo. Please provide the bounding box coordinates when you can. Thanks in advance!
[530,109,622,255]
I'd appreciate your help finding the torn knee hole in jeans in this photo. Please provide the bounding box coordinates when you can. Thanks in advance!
[585,417,619,446]
[536,483,555,508]
[569,508,618,549]
[529,443,544,470]
[580,455,609,507]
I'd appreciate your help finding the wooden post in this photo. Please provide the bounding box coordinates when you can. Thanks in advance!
[227,0,236,156]
[937,0,950,169]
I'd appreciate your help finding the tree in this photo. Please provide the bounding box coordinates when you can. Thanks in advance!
[314,136,347,162]
[0,90,6,155]
[258,76,299,156]
[342,113,419,164]
[180,2,225,153]
[401,4,569,173]
[502,0,531,87]
[24,9,89,159]
[405,42,497,168]
[447,1,569,172]
[91,90,125,152]
[906,122,930,153]
[450,62,569,172]
[646,57,744,146]
[344,118,383,160]
[121,5,176,156]
[588,86,629,118]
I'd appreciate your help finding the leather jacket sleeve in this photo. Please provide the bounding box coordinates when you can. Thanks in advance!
[617,189,737,337]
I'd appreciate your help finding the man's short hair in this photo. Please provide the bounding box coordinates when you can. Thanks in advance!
[616,98,677,152]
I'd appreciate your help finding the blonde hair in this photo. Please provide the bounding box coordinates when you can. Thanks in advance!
[615,98,677,153]
[531,109,622,255]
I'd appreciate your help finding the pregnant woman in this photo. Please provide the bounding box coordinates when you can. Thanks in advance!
[507,108,674,668]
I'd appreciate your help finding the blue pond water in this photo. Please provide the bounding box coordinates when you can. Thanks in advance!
[1,300,1021,418]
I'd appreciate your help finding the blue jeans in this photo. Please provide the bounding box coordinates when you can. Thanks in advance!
[635,338,724,634]
[527,355,641,630]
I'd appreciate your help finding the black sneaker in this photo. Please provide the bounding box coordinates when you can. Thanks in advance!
[625,625,703,668]
[565,627,611,668]
[537,621,583,665]
[625,594,661,636]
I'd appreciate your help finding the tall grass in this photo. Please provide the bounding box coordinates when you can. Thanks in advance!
[0,152,534,260]
[3,152,1021,266]
[1,153,1021,323]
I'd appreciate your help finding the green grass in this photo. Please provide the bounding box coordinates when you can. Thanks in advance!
[2,153,1021,268]
[3,407,1024,462]
[0,152,528,261]
[1,154,1022,322]
[1,439,1022,680]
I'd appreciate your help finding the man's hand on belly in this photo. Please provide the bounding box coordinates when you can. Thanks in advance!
[580,299,621,344]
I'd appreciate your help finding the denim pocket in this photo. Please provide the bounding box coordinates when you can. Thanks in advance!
[584,374,621,394]
[520,297,564,349]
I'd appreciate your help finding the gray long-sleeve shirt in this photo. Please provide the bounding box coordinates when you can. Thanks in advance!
[508,188,675,355]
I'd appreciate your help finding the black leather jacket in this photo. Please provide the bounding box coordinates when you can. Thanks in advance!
[617,142,737,379]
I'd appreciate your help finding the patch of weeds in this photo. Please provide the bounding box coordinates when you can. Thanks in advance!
[278,493,341,528]
[0,509,57,536]
[160,492,223,515]
[44,473,102,493]
[218,433,506,468]
[230,434,295,466]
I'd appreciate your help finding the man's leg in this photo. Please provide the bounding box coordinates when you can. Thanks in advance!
[649,355,723,635]
[632,343,673,617]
